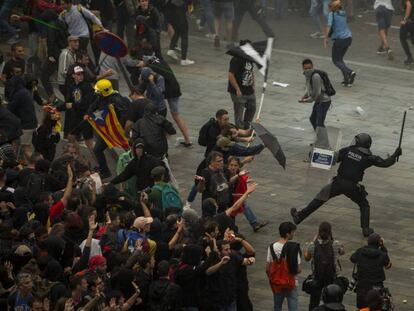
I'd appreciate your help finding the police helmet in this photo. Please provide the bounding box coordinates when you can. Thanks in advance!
[322,284,344,304]
[354,133,372,149]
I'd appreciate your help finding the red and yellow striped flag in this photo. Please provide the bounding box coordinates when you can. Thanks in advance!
[87,104,129,150]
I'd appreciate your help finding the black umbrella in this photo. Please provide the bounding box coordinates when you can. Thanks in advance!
[252,122,286,170]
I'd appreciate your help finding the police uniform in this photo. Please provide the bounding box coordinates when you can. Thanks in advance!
[291,133,402,236]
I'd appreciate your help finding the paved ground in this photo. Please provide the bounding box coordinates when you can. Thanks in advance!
[2,6,414,310]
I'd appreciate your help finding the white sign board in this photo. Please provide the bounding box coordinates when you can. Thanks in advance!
[310,148,335,170]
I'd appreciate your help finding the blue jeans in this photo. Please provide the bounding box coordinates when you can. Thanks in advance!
[274,0,284,17]
[309,101,331,130]
[200,0,215,33]
[309,0,330,32]
[273,288,298,311]
[94,136,110,174]
[243,203,258,228]
[0,0,24,36]
[332,37,353,80]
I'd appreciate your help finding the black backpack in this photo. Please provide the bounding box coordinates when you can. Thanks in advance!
[198,118,216,147]
[311,70,336,97]
[313,240,336,285]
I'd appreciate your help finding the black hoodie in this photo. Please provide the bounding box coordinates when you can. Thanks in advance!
[110,138,164,191]
[136,15,162,58]
[131,103,176,158]
[350,245,390,287]
[7,76,38,130]
[148,277,182,311]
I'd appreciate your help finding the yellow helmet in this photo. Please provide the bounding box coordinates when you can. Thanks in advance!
[94,79,114,97]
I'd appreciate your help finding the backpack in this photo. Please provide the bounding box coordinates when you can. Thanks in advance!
[310,70,336,97]
[268,243,296,293]
[198,118,216,147]
[313,240,336,285]
[153,183,183,211]
[54,20,70,50]
[26,172,46,203]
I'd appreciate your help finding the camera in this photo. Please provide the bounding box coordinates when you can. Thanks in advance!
[372,286,394,311]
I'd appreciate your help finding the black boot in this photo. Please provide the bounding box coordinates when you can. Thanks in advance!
[290,208,302,225]
[362,227,374,237]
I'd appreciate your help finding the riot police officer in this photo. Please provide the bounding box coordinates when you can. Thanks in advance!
[291,133,402,237]
[312,284,346,311]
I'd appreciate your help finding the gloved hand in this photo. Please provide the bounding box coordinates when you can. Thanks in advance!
[393,147,402,157]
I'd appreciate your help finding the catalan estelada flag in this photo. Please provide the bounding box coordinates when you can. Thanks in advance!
[87,104,129,150]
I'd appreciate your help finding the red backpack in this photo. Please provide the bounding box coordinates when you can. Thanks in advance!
[268,243,296,293]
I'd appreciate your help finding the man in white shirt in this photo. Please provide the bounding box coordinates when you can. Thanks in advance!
[266,222,302,311]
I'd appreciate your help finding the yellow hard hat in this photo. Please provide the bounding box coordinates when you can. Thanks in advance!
[94,79,114,97]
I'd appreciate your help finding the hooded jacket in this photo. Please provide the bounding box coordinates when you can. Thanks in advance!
[138,67,166,113]
[0,104,22,142]
[350,245,390,287]
[148,278,183,310]
[131,103,176,158]
[135,15,162,58]
[110,138,164,191]
[7,76,38,130]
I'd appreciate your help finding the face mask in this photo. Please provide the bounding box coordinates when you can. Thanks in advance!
[303,69,313,78]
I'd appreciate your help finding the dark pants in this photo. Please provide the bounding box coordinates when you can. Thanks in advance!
[309,280,332,310]
[332,37,353,81]
[168,8,189,59]
[297,176,370,229]
[309,101,331,130]
[400,21,414,60]
[232,0,274,42]
[41,59,58,97]
[94,135,110,174]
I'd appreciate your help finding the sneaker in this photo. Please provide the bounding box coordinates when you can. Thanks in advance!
[387,48,394,60]
[310,32,324,39]
[205,33,215,38]
[7,34,21,45]
[196,19,204,31]
[214,35,220,47]
[404,58,413,65]
[167,49,179,61]
[290,208,301,225]
[180,59,195,66]
[348,71,356,86]
[174,46,182,52]
[362,227,374,237]
[377,46,387,54]
[253,220,269,232]
[180,141,193,147]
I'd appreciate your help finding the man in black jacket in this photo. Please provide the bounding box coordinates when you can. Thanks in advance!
[291,133,402,237]
[148,260,182,310]
[40,9,68,100]
[87,79,130,179]
[131,103,176,159]
[350,233,391,309]
[111,138,164,192]
[59,66,96,156]
[7,75,38,160]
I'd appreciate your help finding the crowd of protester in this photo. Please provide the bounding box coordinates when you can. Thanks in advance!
[0,0,401,310]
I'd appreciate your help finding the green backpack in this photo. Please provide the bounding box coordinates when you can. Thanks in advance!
[153,183,183,211]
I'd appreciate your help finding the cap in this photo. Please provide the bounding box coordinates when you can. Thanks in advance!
[74,66,84,74]
[151,166,166,178]
[216,136,235,150]
[133,216,153,230]
[134,139,145,149]
[68,35,79,41]
[15,245,32,256]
